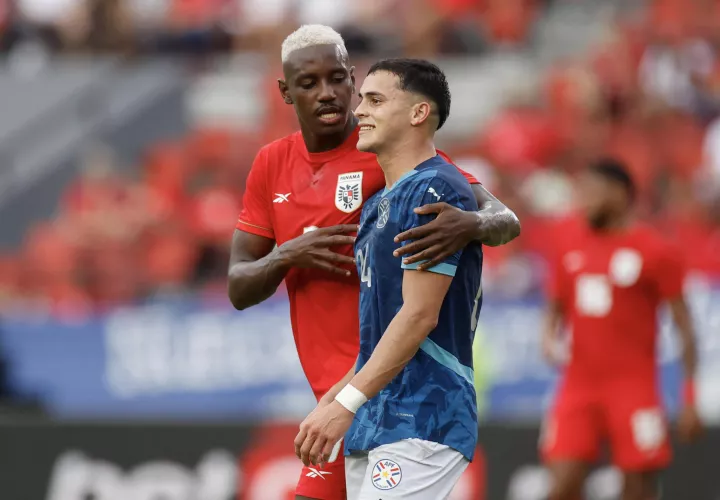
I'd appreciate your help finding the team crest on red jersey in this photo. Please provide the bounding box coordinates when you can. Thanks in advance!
[335,172,363,213]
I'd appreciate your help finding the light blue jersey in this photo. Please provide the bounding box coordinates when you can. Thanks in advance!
[345,155,483,461]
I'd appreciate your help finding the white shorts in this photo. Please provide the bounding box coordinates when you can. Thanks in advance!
[345,438,469,500]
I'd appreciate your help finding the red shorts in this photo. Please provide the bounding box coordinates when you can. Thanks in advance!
[295,452,347,500]
[540,379,672,471]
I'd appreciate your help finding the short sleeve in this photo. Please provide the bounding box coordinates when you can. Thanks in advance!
[654,242,686,300]
[457,168,479,185]
[399,177,465,277]
[236,147,275,240]
[437,150,480,184]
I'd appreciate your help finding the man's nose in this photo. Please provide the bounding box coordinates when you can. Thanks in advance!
[354,101,366,117]
[318,80,337,101]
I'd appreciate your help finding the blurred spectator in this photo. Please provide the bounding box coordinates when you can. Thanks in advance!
[703,114,720,188]
[15,0,89,49]
[639,30,715,116]
[2,0,720,318]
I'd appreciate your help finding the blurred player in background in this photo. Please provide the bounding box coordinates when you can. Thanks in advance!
[227,25,519,500]
[294,58,483,500]
[540,158,703,500]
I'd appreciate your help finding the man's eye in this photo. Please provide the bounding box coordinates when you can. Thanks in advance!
[300,81,314,89]
[333,75,346,83]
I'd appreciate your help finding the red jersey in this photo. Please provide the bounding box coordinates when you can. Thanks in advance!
[549,223,685,383]
[236,127,478,400]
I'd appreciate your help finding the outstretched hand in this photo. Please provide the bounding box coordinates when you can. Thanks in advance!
[393,203,477,271]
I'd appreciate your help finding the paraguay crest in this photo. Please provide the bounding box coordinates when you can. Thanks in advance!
[335,172,363,213]
[372,459,402,490]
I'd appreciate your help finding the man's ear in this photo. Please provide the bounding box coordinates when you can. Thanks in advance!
[278,79,293,105]
[410,101,432,127]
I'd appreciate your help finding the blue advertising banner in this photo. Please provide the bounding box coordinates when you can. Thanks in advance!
[0,278,718,422]
[0,298,317,420]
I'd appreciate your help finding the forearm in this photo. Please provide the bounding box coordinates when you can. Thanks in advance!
[544,302,564,339]
[228,249,290,310]
[475,200,521,247]
[349,308,436,399]
[676,318,698,379]
[321,362,357,405]
[670,299,698,378]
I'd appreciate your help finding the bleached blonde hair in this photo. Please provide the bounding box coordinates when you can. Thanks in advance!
[281,25,348,63]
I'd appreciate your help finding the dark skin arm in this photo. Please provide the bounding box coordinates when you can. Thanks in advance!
[227,226,357,311]
[394,183,520,270]
[227,231,286,311]
[668,296,704,443]
[541,299,567,366]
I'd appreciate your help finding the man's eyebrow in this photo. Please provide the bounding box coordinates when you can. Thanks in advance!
[294,65,347,80]
[358,91,383,100]
[293,71,315,81]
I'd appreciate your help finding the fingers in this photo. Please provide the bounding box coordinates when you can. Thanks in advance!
[393,240,424,258]
[322,235,357,247]
[312,260,354,277]
[394,240,440,263]
[308,434,328,466]
[394,223,434,244]
[322,224,360,234]
[416,248,453,271]
[298,428,319,467]
[398,245,445,268]
[321,252,356,266]
[413,202,448,215]
[294,427,308,460]
[318,439,338,468]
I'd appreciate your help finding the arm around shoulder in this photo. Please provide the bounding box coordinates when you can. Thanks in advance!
[471,183,521,247]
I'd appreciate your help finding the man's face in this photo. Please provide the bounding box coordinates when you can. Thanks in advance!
[279,45,355,136]
[355,71,415,154]
[576,170,619,228]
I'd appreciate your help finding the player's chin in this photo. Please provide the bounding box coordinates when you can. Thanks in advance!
[356,135,377,153]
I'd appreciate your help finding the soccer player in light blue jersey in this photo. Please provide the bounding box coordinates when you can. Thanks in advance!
[294,58,483,499]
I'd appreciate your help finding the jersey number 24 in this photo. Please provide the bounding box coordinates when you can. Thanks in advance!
[357,243,372,287]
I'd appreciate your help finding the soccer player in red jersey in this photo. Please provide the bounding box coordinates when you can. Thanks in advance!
[228,25,520,500]
[540,158,703,500]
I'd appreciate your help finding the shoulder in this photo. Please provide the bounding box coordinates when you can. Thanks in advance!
[631,224,671,249]
[629,224,681,262]
[254,131,304,167]
[420,158,478,209]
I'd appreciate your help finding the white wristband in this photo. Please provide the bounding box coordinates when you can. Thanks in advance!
[335,384,368,414]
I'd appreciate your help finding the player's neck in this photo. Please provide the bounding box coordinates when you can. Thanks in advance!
[301,115,359,153]
[592,212,633,233]
[378,138,436,188]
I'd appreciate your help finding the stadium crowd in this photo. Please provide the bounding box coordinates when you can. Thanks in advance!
[0,0,544,57]
[0,0,719,318]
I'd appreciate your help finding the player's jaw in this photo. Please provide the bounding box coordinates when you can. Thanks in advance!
[356,121,377,152]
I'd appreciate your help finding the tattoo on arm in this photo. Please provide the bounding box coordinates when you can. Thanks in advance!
[476,200,521,247]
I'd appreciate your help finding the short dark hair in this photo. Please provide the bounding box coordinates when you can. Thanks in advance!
[589,157,636,202]
[367,58,451,130]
